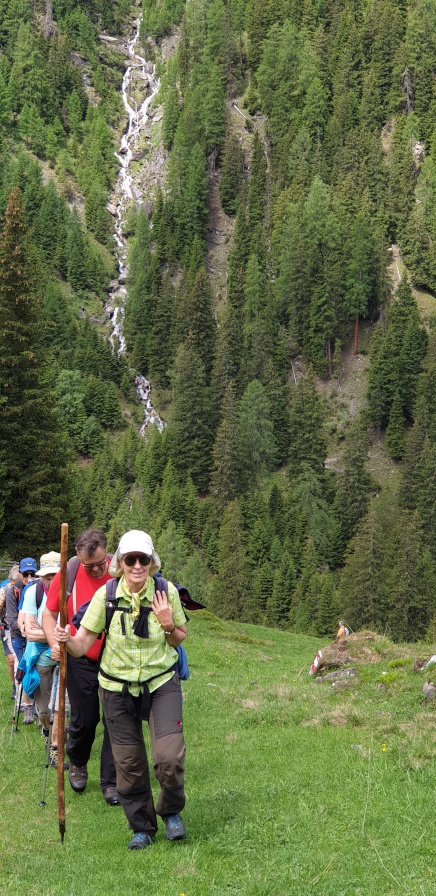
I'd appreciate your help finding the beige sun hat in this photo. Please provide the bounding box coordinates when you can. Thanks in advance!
[36,551,61,577]
[108,530,161,577]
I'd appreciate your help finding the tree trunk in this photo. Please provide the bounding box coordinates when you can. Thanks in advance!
[354,313,359,356]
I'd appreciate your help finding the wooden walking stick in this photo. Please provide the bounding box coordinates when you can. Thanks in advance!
[57,522,68,843]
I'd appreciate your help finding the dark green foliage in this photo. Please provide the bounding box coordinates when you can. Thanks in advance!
[209,381,241,506]
[367,279,427,429]
[287,368,327,476]
[385,390,406,460]
[333,415,373,561]
[167,334,214,491]
[207,499,252,620]
[0,187,75,554]
[219,129,243,216]
[238,379,276,488]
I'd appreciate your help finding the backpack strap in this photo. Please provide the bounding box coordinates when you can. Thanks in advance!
[153,574,168,595]
[35,579,45,611]
[66,556,81,598]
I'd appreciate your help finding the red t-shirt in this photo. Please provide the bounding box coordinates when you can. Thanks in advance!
[46,560,112,662]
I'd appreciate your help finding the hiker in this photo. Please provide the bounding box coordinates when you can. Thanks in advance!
[336,620,349,639]
[53,529,188,850]
[5,557,38,723]
[0,568,17,698]
[21,551,67,768]
[42,528,118,805]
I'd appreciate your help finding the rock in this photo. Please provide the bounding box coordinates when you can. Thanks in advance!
[422,680,436,700]
[106,203,117,216]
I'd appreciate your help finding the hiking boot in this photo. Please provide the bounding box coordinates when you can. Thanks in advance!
[102,785,120,806]
[23,703,34,725]
[50,747,69,770]
[68,762,88,793]
[162,814,186,841]
[127,832,153,850]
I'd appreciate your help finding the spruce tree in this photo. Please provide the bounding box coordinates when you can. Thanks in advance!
[167,334,214,491]
[209,381,241,506]
[0,187,74,554]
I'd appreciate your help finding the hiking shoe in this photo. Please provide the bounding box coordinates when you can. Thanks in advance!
[162,814,186,841]
[23,703,34,725]
[128,832,153,850]
[50,747,69,770]
[103,785,121,806]
[68,762,88,792]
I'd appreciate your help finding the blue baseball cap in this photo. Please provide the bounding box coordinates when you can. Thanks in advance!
[19,557,37,573]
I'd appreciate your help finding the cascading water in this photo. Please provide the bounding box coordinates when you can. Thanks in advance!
[106,21,165,433]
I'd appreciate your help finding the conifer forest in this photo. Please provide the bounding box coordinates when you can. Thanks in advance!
[1,0,436,643]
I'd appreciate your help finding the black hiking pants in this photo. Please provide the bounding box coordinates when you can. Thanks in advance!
[66,654,116,792]
[100,672,185,834]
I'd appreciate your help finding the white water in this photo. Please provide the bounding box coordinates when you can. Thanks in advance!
[106,21,165,432]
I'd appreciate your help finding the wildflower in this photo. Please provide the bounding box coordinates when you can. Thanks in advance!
[381,743,387,752]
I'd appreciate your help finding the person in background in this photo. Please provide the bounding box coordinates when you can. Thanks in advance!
[0,566,18,698]
[43,528,118,804]
[5,557,38,723]
[336,620,349,639]
[22,551,67,768]
[53,530,188,850]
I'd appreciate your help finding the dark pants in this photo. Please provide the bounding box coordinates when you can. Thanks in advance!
[66,654,116,792]
[11,636,25,663]
[100,673,185,834]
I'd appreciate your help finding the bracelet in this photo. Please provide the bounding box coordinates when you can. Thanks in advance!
[163,625,176,635]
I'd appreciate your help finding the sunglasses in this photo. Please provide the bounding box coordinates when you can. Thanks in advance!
[81,558,107,570]
[123,553,151,567]
[22,570,36,578]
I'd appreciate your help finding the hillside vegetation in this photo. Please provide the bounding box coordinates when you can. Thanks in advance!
[1,0,436,643]
[1,615,436,894]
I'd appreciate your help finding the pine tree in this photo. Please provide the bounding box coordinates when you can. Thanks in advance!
[186,267,217,380]
[287,367,327,476]
[345,212,374,355]
[379,510,436,642]
[247,131,266,233]
[0,187,75,554]
[209,381,241,506]
[265,550,295,628]
[167,334,214,491]
[207,499,251,620]
[238,379,276,487]
[219,130,243,216]
[385,390,405,460]
[333,415,373,560]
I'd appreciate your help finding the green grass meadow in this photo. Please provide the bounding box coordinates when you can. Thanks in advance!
[1,613,436,896]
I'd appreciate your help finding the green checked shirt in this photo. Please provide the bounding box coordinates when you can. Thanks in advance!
[81,575,187,696]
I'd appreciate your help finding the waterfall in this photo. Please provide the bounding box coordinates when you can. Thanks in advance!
[106,21,165,433]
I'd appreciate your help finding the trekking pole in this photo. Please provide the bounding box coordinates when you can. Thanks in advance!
[39,664,60,807]
[10,671,23,742]
[57,522,68,844]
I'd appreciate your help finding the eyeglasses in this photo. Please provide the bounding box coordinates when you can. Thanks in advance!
[22,570,36,578]
[81,558,107,570]
[123,554,151,567]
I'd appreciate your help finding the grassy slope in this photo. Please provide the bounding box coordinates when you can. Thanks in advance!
[1,614,436,896]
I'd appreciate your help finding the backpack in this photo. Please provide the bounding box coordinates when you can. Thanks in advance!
[71,574,193,679]
[20,578,45,612]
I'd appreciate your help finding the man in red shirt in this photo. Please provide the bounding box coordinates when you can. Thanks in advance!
[43,528,118,805]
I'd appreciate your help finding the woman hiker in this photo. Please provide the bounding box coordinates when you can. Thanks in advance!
[53,529,188,850]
